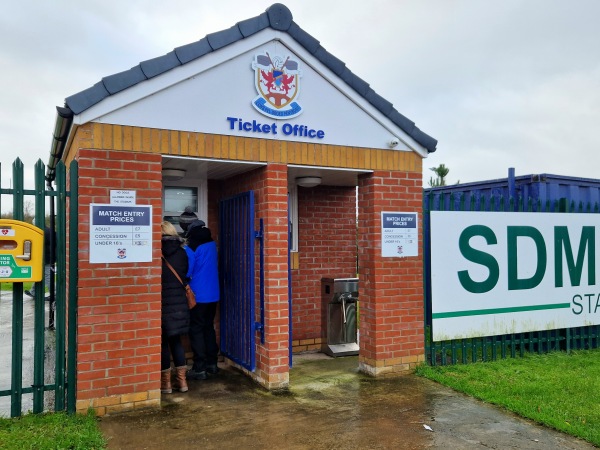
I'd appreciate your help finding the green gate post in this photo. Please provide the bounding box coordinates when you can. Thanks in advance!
[32,159,47,413]
[10,158,24,418]
[54,161,67,412]
[66,160,78,414]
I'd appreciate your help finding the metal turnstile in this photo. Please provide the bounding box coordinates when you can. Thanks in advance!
[321,277,359,357]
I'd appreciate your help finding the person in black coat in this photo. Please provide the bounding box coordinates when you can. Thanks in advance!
[160,221,191,394]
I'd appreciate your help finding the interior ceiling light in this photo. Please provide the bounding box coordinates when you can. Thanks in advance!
[162,168,186,181]
[296,176,322,188]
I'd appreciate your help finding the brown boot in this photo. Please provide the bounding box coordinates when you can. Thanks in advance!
[161,369,172,394]
[173,366,189,392]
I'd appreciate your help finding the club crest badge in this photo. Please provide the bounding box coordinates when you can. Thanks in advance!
[252,52,302,119]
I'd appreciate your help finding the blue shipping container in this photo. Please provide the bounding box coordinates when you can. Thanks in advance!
[424,168,600,212]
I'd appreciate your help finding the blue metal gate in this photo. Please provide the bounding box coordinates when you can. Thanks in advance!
[219,191,260,371]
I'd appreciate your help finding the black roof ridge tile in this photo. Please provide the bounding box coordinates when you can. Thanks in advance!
[63,2,437,152]
[287,22,320,53]
[388,110,415,135]
[139,51,182,79]
[410,126,437,151]
[206,24,244,51]
[237,12,270,37]
[66,81,110,115]
[266,3,293,30]
[339,67,370,97]
[102,66,147,95]
[365,88,394,117]
[174,38,212,64]
[313,46,346,77]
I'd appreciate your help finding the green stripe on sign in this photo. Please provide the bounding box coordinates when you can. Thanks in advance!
[432,303,571,319]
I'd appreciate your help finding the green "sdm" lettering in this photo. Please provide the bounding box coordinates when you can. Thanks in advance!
[457,225,595,294]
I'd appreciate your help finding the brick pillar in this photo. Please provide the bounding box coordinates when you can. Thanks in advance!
[75,149,163,415]
[357,170,425,376]
[253,163,290,389]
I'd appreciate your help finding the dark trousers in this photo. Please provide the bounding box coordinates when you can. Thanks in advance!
[189,302,219,371]
[161,333,186,371]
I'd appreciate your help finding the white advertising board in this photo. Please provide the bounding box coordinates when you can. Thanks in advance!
[89,204,152,264]
[430,211,600,341]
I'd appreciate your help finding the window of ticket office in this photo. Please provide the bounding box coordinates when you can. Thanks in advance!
[163,186,198,229]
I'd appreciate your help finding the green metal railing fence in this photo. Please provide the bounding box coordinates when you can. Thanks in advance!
[0,158,78,417]
[423,191,600,366]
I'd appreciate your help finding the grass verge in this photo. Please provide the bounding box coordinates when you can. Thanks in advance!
[0,282,35,292]
[0,410,106,450]
[415,349,600,446]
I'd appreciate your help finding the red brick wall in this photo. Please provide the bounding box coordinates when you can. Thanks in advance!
[75,149,163,414]
[292,186,357,346]
[357,170,424,376]
[218,164,290,388]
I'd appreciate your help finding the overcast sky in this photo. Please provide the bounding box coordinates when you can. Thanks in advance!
[1,0,599,192]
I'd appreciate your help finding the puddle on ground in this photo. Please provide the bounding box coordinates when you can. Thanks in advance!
[99,354,595,450]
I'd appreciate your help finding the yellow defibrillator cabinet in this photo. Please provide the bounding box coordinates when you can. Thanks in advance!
[0,219,44,282]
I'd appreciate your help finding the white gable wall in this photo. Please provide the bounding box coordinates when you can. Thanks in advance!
[76,29,425,156]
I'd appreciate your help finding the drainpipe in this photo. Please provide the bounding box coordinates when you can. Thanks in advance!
[46,106,73,329]
[46,106,74,184]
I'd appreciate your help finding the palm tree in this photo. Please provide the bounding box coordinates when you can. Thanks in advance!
[428,164,450,187]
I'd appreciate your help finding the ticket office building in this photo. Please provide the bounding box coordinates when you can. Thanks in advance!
[48,4,437,414]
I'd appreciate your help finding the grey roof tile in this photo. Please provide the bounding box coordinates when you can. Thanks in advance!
[206,25,244,51]
[140,51,181,79]
[388,110,415,135]
[65,81,110,115]
[174,38,212,64]
[339,68,370,97]
[238,12,270,37]
[287,22,320,53]
[266,3,293,31]
[62,2,437,152]
[411,127,438,151]
[314,47,346,76]
[365,89,394,116]
[102,66,147,95]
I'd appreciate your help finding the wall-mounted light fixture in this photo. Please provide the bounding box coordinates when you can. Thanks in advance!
[296,176,322,188]
[162,168,186,181]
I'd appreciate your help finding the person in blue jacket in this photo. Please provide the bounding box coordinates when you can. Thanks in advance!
[185,220,220,380]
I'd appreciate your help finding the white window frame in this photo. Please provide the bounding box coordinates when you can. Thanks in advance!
[162,178,208,233]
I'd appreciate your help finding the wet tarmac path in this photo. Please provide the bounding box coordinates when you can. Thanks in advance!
[1,288,594,448]
[99,354,595,449]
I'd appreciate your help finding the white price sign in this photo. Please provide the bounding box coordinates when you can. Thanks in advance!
[89,204,152,263]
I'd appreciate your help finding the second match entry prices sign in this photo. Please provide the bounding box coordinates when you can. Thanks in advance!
[381,211,418,257]
[89,204,152,263]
